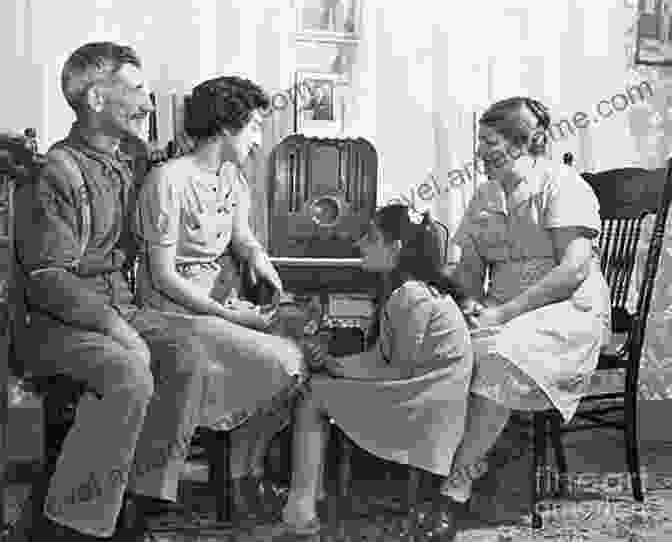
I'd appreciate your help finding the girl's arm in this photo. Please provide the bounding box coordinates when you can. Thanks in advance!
[328,283,433,380]
[326,344,408,380]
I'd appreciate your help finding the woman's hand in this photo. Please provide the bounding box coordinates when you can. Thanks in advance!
[299,340,331,372]
[471,305,510,329]
[299,340,364,378]
[248,249,283,295]
[460,298,486,329]
[221,299,278,331]
[324,356,351,378]
[223,298,257,312]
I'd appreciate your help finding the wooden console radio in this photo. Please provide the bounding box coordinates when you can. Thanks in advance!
[267,135,380,348]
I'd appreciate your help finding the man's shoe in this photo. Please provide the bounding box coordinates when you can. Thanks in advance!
[31,516,103,541]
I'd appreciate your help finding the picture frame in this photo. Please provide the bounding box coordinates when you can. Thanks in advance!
[634,0,672,66]
[296,0,361,44]
[294,71,346,136]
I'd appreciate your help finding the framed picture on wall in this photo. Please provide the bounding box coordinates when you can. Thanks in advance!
[294,72,345,136]
[296,0,361,43]
[635,0,672,65]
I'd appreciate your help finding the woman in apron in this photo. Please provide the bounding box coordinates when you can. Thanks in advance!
[441,96,611,503]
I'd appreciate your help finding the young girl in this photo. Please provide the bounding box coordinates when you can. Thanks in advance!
[269,204,496,540]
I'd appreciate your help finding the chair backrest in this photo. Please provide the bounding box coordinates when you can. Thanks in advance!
[268,134,378,258]
[582,161,672,358]
[0,130,48,379]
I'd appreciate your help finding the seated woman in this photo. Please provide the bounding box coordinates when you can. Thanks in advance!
[272,205,478,539]
[133,76,307,510]
[441,96,612,499]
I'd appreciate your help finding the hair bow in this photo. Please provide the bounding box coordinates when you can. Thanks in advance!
[407,207,425,225]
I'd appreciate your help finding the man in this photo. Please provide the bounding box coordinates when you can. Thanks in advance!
[12,41,217,541]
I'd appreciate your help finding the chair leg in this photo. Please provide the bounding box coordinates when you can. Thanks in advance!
[407,467,422,511]
[531,412,547,529]
[624,390,643,502]
[0,378,7,533]
[205,429,233,522]
[549,413,568,496]
[337,427,353,499]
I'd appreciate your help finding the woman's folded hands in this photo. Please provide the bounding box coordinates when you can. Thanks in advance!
[300,339,332,373]
[460,297,512,331]
[299,339,357,378]
[221,297,279,330]
[460,297,486,330]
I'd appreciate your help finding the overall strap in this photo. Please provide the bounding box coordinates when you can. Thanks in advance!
[52,143,92,261]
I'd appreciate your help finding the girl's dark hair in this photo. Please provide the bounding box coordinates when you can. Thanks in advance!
[367,204,466,344]
[479,96,551,157]
[184,76,270,141]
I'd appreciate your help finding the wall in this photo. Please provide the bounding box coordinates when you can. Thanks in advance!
[0,0,295,149]
[623,4,672,442]
[0,0,296,245]
[347,2,647,241]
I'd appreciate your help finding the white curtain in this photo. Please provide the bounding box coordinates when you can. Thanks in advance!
[349,1,642,261]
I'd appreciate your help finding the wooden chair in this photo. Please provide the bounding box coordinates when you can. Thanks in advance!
[528,160,672,528]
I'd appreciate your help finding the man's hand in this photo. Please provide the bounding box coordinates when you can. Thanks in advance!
[248,249,283,295]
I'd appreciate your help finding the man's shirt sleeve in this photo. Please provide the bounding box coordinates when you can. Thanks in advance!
[15,147,120,332]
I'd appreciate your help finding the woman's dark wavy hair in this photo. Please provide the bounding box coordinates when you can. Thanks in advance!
[367,204,466,342]
[479,96,551,157]
[184,76,270,141]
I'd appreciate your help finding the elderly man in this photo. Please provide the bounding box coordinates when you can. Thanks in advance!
[12,42,214,541]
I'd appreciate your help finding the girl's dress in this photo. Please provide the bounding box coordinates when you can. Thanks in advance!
[134,156,302,478]
[309,280,474,476]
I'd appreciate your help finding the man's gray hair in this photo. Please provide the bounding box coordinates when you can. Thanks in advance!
[61,42,141,112]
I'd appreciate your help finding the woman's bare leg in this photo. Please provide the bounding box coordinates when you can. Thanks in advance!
[282,389,328,524]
